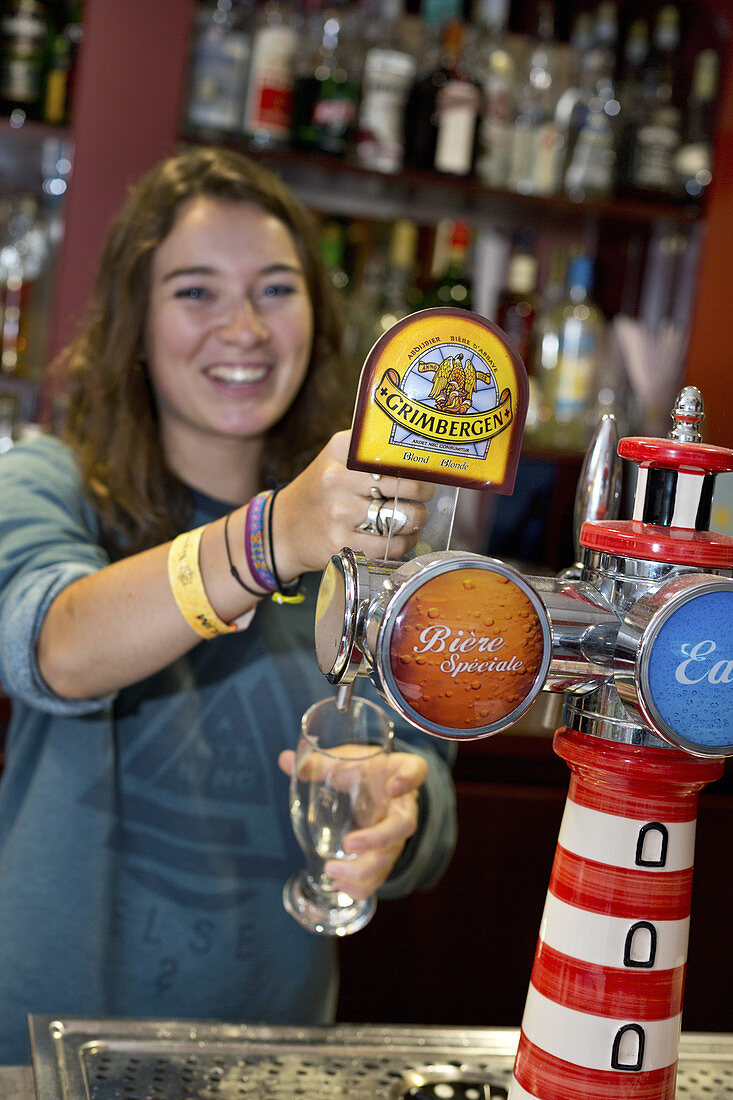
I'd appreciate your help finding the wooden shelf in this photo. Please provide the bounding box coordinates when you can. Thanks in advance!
[1,114,69,139]
[180,132,705,232]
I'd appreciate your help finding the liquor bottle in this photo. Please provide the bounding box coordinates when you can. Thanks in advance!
[625,5,682,197]
[405,18,480,176]
[420,0,462,24]
[507,1,563,196]
[42,21,71,126]
[644,4,680,108]
[356,0,417,174]
[431,21,481,176]
[318,220,350,295]
[184,0,253,133]
[535,253,607,452]
[561,2,619,200]
[553,12,593,173]
[496,243,540,429]
[351,219,421,364]
[470,0,514,190]
[675,48,720,201]
[495,246,538,370]
[289,1,323,124]
[43,0,84,125]
[1,198,47,380]
[629,102,681,198]
[0,0,50,120]
[529,245,567,438]
[401,17,441,172]
[346,251,385,365]
[374,218,421,334]
[290,6,359,156]
[422,220,472,311]
[614,18,649,193]
[241,0,298,148]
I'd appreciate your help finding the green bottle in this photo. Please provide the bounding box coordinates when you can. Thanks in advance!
[537,254,606,452]
[422,221,472,311]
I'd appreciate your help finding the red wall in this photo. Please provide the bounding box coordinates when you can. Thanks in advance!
[48,0,196,358]
[683,0,733,446]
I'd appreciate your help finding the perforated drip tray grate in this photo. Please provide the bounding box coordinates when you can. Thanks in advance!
[28,1017,733,1100]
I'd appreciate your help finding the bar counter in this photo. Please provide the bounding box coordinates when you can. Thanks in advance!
[14,1018,733,1099]
[0,1066,33,1099]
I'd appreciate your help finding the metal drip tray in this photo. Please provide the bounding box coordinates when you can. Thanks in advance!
[28,1017,733,1100]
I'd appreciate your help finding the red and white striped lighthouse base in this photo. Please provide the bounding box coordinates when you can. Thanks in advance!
[508,727,724,1100]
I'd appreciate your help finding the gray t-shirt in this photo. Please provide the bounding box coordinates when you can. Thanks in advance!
[0,435,456,1064]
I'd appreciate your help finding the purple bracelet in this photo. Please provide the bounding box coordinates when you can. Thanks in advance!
[245,491,277,593]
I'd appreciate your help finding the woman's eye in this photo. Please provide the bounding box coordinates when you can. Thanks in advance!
[174,286,213,300]
[260,283,297,299]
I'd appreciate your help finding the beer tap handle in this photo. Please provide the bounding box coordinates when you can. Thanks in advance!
[574,413,623,551]
[383,479,401,562]
[561,414,622,579]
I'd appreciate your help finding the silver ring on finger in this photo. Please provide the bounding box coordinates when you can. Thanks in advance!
[369,483,385,500]
[357,499,382,534]
[376,501,409,536]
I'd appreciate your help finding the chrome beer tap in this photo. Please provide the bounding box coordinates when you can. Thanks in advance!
[315,306,733,1100]
[318,387,733,750]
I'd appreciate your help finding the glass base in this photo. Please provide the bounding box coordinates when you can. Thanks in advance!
[283,872,376,936]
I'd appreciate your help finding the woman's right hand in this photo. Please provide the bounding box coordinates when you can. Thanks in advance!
[271,430,435,582]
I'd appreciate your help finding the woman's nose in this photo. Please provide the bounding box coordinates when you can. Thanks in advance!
[219,297,269,342]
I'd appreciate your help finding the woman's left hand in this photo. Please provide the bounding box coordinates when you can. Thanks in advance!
[278,749,429,899]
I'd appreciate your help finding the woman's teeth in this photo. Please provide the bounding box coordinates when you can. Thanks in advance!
[208,365,267,384]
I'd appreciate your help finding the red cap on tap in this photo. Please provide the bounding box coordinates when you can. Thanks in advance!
[580,388,733,569]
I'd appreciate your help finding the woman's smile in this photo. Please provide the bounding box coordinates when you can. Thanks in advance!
[203,361,272,387]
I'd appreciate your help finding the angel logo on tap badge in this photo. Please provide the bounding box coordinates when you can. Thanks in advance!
[349,307,528,493]
[418,350,490,414]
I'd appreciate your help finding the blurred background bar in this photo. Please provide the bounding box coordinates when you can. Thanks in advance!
[2,0,733,1037]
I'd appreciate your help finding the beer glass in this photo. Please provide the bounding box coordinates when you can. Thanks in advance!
[283,695,393,936]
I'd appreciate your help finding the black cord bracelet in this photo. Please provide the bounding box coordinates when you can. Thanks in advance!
[223,510,264,598]
[267,485,305,604]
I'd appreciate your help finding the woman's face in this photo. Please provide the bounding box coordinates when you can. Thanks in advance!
[144,196,314,460]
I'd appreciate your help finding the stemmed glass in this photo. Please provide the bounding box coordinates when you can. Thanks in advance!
[283,695,394,936]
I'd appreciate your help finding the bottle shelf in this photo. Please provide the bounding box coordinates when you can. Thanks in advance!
[181,135,705,234]
[0,115,72,196]
[1,114,69,138]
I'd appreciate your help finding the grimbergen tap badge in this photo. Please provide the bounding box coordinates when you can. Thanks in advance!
[348,307,528,491]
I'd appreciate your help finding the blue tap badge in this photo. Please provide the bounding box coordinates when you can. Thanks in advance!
[642,587,733,755]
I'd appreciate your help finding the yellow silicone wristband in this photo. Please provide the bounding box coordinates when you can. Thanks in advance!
[271,589,306,605]
[167,525,238,639]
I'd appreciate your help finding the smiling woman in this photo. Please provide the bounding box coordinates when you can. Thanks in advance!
[0,146,457,1065]
[62,146,347,556]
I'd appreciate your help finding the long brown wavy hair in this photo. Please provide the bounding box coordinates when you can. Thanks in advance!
[59,145,352,556]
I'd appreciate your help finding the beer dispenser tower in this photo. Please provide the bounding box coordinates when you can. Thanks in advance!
[314,308,733,1100]
[508,392,733,1100]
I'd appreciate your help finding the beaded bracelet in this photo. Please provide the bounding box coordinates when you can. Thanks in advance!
[245,490,278,593]
[167,525,238,639]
